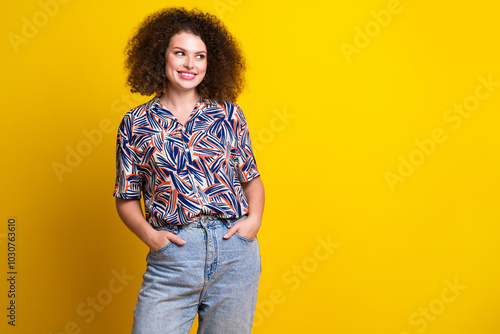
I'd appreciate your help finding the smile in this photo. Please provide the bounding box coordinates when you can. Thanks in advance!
[177,71,197,79]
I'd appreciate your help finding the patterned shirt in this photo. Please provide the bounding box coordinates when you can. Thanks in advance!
[113,96,260,227]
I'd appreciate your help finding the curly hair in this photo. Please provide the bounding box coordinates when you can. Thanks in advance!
[124,7,246,102]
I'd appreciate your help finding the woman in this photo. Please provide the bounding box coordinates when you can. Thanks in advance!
[113,7,264,334]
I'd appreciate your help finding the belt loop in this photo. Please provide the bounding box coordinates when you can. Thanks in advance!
[172,225,178,235]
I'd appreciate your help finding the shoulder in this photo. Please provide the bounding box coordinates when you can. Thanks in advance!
[204,99,247,123]
[126,97,156,119]
[119,97,156,125]
[117,97,157,138]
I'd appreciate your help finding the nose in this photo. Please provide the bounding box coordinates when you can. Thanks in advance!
[184,56,194,69]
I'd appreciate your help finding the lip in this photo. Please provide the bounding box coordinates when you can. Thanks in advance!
[177,71,197,80]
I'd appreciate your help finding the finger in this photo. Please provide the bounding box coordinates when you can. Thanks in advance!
[223,224,240,239]
[163,231,186,245]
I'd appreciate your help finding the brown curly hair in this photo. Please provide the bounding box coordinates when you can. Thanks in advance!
[124,7,246,102]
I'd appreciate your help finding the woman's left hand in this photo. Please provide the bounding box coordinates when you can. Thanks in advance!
[223,216,261,240]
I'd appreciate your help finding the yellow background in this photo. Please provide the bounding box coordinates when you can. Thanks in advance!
[1,0,499,333]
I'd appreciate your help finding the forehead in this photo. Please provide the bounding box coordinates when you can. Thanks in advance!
[168,32,206,52]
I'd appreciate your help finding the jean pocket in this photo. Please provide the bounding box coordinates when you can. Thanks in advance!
[150,240,173,254]
[234,232,256,242]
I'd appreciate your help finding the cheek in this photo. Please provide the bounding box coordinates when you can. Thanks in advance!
[199,61,208,75]
[166,57,178,70]
[165,58,181,80]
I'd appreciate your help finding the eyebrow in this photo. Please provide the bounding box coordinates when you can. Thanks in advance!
[172,46,206,54]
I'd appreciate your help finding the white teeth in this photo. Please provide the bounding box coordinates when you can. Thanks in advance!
[180,72,195,77]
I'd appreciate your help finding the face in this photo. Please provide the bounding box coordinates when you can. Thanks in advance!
[164,32,207,94]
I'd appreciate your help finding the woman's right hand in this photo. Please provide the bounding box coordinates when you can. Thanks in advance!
[148,229,186,251]
[115,198,186,251]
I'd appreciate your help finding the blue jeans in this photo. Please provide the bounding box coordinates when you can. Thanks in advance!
[132,215,261,334]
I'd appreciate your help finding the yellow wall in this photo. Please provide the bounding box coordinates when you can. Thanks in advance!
[2,0,499,333]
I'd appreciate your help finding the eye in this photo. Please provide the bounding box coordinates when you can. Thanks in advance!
[196,54,206,59]
[175,51,184,56]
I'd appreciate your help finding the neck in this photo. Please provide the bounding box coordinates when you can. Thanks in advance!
[159,88,200,111]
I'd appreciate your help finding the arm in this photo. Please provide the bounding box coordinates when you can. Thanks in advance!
[115,198,185,249]
[223,176,265,239]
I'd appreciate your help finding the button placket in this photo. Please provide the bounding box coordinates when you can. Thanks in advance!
[180,123,201,204]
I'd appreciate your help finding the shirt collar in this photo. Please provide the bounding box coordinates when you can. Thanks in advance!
[150,95,217,122]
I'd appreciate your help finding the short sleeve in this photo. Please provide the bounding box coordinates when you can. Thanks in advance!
[113,114,142,199]
[233,104,260,183]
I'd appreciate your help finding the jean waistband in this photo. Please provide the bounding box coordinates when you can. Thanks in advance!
[155,214,248,234]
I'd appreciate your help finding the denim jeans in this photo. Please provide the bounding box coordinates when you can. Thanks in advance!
[132,215,261,334]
